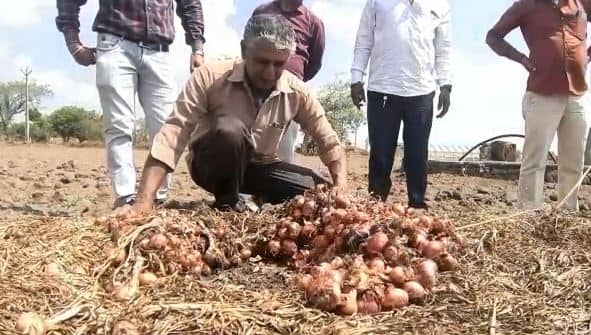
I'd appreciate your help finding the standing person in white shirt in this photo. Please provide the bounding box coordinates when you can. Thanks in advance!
[350,0,452,209]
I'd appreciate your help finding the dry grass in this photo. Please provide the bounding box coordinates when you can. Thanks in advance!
[1,204,590,334]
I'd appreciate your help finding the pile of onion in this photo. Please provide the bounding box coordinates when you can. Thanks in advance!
[267,185,462,315]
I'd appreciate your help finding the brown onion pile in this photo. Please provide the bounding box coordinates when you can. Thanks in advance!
[262,185,462,315]
[103,217,255,282]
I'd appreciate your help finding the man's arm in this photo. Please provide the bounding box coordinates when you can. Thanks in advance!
[434,5,452,89]
[175,0,205,52]
[303,18,326,82]
[133,66,211,209]
[350,0,376,85]
[294,92,347,189]
[485,0,531,68]
[581,0,591,58]
[56,0,95,66]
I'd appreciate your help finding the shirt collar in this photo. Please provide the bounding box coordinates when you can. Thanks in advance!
[273,0,304,14]
[227,61,293,94]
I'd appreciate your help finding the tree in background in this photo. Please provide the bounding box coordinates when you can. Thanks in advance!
[49,106,103,143]
[302,76,365,154]
[0,80,53,133]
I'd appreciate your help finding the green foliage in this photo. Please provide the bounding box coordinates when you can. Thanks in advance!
[7,117,54,142]
[49,106,103,143]
[0,80,53,132]
[28,107,42,122]
[317,76,366,143]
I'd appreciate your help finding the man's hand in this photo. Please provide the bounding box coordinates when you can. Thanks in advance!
[190,52,204,72]
[110,201,153,220]
[63,32,96,66]
[350,82,366,109]
[520,55,536,73]
[436,85,451,119]
[328,159,348,194]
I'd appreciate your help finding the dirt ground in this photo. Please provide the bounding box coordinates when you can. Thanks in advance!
[2,143,591,334]
[1,143,590,222]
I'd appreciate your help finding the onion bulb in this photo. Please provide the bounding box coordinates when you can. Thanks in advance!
[421,240,445,259]
[300,222,317,239]
[388,266,408,286]
[240,248,252,260]
[287,221,302,240]
[355,211,369,223]
[312,235,330,250]
[113,282,139,301]
[357,292,381,314]
[267,240,281,256]
[138,272,158,286]
[112,320,139,335]
[149,233,168,249]
[295,273,313,291]
[383,245,401,265]
[403,281,426,302]
[44,263,61,279]
[302,200,317,218]
[367,258,386,274]
[349,270,370,290]
[107,247,127,264]
[330,256,344,270]
[337,289,358,315]
[416,259,438,289]
[382,286,409,309]
[15,312,47,335]
[334,195,350,209]
[333,208,347,220]
[291,208,303,220]
[293,195,305,208]
[201,263,212,276]
[280,239,298,256]
[366,232,389,255]
[392,204,406,216]
[437,253,459,271]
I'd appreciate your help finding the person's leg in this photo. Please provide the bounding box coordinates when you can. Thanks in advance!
[367,91,403,201]
[95,33,139,207]
[556,93,588,210]
[241,161,331,204]
[188,116,251,209]
[517,91,565,210]
[137,48,177,203]
[278,121,299,163]
[401,92,435,209]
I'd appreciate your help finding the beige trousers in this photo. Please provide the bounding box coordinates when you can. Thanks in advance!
[518,91,588,211]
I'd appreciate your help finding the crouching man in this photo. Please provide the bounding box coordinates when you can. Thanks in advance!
[115,14,347,216]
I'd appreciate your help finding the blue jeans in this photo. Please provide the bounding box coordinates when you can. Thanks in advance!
[366,90,435,208]
[95,32,175,200]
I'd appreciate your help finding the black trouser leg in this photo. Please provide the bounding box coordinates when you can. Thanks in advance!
[367,90,403,201]
[241,161,330,204]
[401,92,435,208]
[189,116,250,206]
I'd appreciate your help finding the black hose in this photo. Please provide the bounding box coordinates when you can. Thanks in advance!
[458,134,558,164]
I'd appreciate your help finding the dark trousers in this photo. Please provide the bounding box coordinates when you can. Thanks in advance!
[189,116,329,205]
[367,90,434,207]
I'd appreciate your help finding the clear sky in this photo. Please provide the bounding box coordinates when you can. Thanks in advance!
[0,0,565,149]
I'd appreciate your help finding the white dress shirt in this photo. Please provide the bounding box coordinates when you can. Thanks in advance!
[351,0,452,97]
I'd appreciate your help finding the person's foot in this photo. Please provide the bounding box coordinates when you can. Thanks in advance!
[409,202,429,211]
[113,194,136,209]
[154,198,168,209]
[211,196,248,213]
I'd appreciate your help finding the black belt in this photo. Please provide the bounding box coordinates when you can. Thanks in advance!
[135,40,169,52]
[103,32,169,52]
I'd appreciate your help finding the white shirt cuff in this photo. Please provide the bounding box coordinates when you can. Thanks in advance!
[351,70,365,84]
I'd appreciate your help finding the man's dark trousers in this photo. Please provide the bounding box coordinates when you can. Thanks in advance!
[366,90,435,208]
[189,116,329,206]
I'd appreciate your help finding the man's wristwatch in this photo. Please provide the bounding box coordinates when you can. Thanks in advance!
[193,50,204,56]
